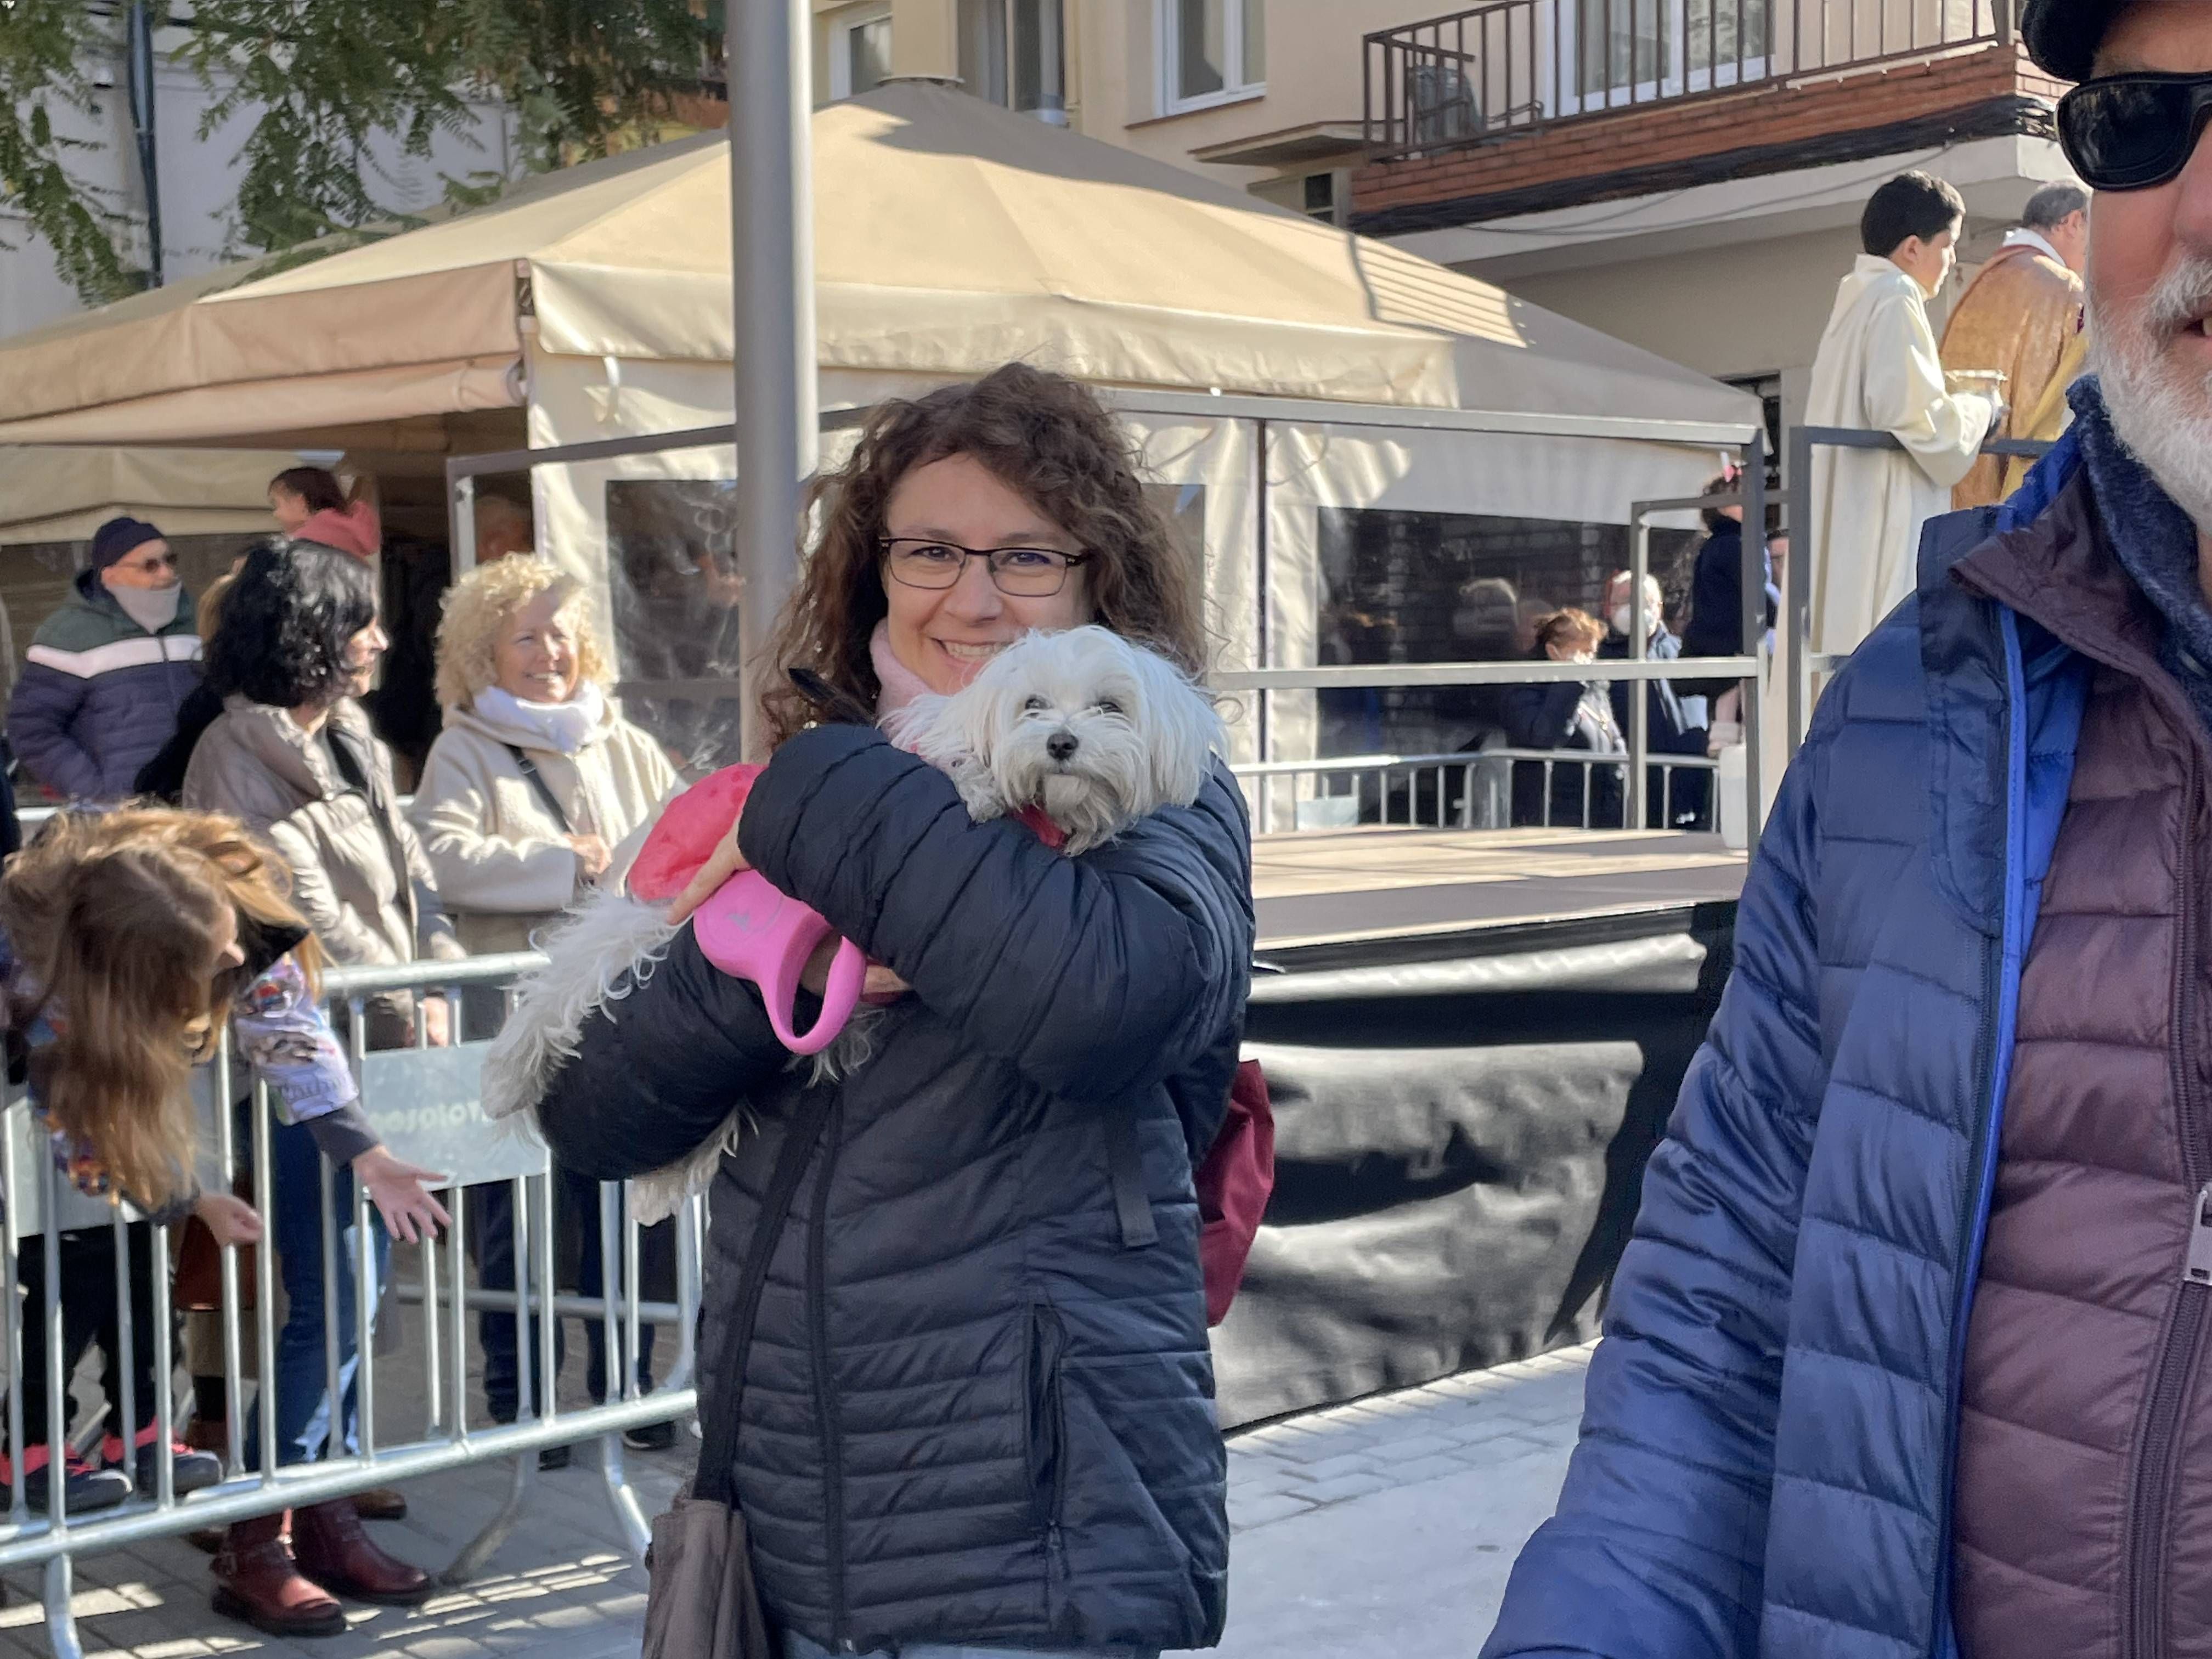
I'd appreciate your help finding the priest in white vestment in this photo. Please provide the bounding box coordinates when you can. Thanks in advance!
[1807,171,2000,664]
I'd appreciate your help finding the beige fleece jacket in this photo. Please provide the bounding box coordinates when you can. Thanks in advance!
[409,696,680,955]
[183,695,462,1041]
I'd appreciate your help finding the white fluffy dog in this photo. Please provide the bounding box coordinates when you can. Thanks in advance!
[888,625,1225,854]
[485,626,1224,1221]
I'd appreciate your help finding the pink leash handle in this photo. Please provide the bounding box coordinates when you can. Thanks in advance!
[690,868,869,1056]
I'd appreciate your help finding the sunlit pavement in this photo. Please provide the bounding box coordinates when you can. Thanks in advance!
[1215,1344,1590,1658]
[7,1344,1590,1658]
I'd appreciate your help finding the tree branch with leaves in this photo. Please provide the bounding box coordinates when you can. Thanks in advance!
[0,0,716,304]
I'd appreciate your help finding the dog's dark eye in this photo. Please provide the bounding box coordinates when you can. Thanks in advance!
[1023,695,1048,713]
[1095,698,1122,716]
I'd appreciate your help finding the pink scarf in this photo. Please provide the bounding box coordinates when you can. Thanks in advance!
[870,620,932,744]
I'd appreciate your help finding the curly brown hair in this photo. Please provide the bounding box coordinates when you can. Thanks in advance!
[761,364,1207,749]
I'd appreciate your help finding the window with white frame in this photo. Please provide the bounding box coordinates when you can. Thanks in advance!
[829,5,894,100]
[1159,0,1265,113]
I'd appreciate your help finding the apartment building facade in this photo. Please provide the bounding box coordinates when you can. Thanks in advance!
[821,0,2080,445]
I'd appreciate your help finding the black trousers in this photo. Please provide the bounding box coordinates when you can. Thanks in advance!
[470,1173,672,1421]
[9,1222,160,1471]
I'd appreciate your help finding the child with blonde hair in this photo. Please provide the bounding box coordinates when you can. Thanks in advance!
[0,808,446,1635]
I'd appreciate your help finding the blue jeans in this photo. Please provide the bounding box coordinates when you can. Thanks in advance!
[250,1116,391,1469]
[781,1635,1156,1659]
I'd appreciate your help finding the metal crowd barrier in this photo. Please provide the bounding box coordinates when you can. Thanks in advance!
[0,950,702,1659]
[1784,426,2055,751]
[1233,747,1719,833]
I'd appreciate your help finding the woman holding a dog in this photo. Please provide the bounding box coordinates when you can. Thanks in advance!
[524,364,1253,1659]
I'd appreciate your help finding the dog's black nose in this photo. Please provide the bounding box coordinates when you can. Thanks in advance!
[1046,731,1079,763]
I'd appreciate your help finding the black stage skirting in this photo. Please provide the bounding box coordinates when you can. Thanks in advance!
[1213,901,1737,1429]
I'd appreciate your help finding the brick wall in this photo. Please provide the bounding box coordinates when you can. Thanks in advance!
[1354,42,2061,221]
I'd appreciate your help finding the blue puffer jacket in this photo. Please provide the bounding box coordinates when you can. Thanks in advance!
[1483,430,2100,1659]
[7,571,199,802]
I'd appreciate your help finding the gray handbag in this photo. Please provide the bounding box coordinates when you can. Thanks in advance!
[642,1090,834,1659]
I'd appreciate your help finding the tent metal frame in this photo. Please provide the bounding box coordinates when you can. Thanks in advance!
[443,396,1763,834]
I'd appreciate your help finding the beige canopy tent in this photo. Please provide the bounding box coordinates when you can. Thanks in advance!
[0,447,305,544]
[0,82,1752,448]
[0,83,1757,797]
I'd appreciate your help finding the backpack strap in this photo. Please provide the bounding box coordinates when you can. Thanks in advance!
[505,746,572,835]
[1102,1105,1158,1250]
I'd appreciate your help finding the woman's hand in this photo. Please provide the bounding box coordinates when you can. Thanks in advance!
[192,1192,263,1248]
[352,1147,452,1244]
[568,833,612,882]
[667,829,749,924]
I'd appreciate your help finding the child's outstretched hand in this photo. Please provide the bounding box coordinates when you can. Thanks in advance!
[352,1147,452,1244]
[192,1192,263,1248]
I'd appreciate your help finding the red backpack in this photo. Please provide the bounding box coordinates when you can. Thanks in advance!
[1197,1060,1274,1325]
[1108,1056,1275,1327]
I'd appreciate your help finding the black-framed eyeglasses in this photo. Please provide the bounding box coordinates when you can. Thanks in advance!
[2059,72,2212,191]
[121,550,180,572]
[880,538,1092,597]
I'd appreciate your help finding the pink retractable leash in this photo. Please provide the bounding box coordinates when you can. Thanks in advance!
[689,868,869,1056]
[628,761,870,1057]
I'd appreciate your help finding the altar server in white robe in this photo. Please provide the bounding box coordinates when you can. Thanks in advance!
[1808,170,2000,665]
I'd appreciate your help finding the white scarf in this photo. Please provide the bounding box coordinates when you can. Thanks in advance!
[476,682,606,755]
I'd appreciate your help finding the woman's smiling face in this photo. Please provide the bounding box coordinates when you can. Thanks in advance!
[491,589,582,705]
[879,454,1093,695]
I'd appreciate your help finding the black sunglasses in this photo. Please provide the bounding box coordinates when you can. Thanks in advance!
[2058,72,2212,191]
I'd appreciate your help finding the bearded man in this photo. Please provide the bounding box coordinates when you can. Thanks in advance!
[1481,0,2212,1654]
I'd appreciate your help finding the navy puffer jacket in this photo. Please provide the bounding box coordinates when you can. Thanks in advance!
[1485,427,2101,1659]
[535,723,1253,1654]
[7,570,199,801]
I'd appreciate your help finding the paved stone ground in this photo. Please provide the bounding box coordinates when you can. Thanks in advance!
[1214,1344,1590,1658]
[4,1338,1590,1659]
[0,1435,686,1659]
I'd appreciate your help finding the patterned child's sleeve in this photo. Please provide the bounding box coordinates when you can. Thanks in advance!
[231,956,359,1125]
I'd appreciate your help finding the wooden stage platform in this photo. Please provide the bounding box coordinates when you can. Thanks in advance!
[1251,827,1747,969]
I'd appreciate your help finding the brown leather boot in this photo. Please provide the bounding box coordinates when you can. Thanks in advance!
[211,1512,346,1638]
[352,1486,407,1521]
[290,1498,433,1607]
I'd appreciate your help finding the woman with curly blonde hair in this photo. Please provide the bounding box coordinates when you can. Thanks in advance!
[0,807,447,1633]
[411,557,676,954]
[408,556,678,1455]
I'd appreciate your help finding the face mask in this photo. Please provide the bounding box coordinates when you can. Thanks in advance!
[1610,605,1635,637]
[112,582,182,634]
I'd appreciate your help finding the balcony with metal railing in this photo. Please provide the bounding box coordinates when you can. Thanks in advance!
[1362,0,2019,163]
